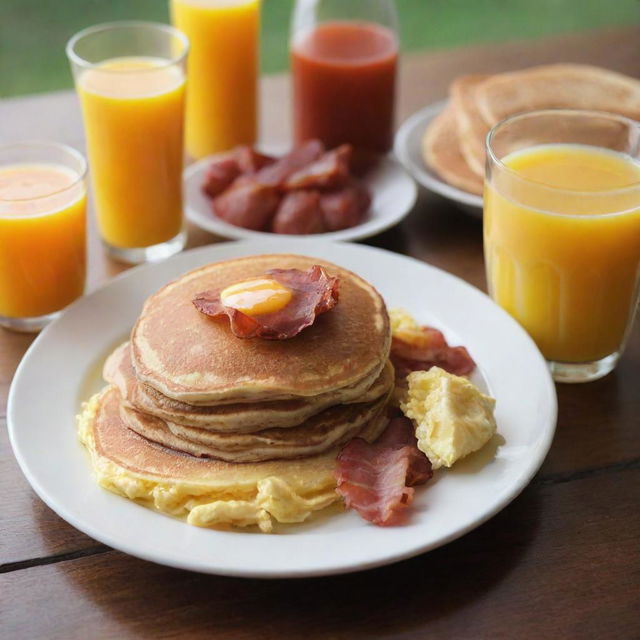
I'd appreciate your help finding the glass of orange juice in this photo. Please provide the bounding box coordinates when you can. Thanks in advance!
[0,141,87,332]
[484,109,640,383]
[170,0,259,159]
[66,22,189,264]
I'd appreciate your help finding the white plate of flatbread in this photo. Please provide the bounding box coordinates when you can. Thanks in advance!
[395,64,640,217]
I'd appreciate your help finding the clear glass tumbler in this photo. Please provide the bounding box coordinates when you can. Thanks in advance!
[484,109,640,383]
[0,141,87,332]
[67,21,189,264]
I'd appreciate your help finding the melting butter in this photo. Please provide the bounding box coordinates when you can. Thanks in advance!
[220,278,292,316]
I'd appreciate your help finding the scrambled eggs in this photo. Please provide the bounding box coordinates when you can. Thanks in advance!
[77,393,338,533]
[401,367,496,469]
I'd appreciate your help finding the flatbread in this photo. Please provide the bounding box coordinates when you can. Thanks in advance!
[422,106,484,195]
[450,74,493,177]
[475,63,640,124]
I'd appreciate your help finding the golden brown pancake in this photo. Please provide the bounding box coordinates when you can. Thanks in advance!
[119,384,390,462]
[131,255,391,404]
[78,387,389,532]
[449,74,492,177]
[106,342,393,432]
[422,107,485,196]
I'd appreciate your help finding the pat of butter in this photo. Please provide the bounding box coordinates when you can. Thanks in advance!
[220,278,292,316]
[401,367,496,469]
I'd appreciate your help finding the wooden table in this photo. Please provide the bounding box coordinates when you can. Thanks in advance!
[2,27,639,639]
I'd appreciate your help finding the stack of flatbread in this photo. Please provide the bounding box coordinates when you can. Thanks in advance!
[422,64,640,195]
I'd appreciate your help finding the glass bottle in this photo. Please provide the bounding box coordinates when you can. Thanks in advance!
[291,0,399,154]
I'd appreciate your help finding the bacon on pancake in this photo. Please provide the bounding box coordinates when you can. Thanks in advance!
[391,327,476,379]
[336,417,433,526]
[192,265,340,340]
[284,144,352,191]
[272,190,327,235]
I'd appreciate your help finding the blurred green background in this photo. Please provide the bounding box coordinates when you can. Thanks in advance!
[1,0,639,97]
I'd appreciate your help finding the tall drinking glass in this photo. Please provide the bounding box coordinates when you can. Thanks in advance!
[67,22,189,264]
[291,0,398,154]
[484,110,640,382]
[171,0,259,159]
[0,141,87,332]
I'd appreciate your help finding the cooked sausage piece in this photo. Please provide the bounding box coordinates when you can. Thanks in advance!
[256,139,325,188]
[272,190,326,235]
[212,180,281,230]
[284,144,352,191]
[233,146,277,174]
[320,181,371,231]
[202,157,241,198]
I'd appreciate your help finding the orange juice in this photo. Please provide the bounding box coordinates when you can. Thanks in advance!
[78,57,185,249]
[171,0,259,158]
[484,144,640,363]
[0,164,86,319]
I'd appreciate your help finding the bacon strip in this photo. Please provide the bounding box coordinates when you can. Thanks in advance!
[192,265,340,340]
[391,327,476,379]
[336,417,432,526]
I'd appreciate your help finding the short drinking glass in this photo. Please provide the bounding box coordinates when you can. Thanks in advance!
[484,109,640,382]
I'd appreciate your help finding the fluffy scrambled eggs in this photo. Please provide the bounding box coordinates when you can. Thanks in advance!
[401,367,497,469]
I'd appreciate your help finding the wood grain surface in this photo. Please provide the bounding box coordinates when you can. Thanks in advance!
[2,26,639,640]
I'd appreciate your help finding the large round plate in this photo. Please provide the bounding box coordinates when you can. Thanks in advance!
[184,150,417,241]
[394,100,484,216]
[8,240,556,578]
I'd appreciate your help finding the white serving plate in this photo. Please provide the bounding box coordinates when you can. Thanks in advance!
[8,239,556,578]
[184,149,417,240]
[394,100,484,216]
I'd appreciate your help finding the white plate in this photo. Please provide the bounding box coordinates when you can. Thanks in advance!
[394,100,484,216]
[8,240,556,578]
[184,149,417,241]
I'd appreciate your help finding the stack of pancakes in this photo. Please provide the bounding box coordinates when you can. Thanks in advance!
[79,254,393,531]
[423,63,640,195]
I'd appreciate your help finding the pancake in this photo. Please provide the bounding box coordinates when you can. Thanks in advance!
[130,255,391,404]
[422,107,484,196]
[119,382,391,462]
[78,386,389,532]
[106,342,393,432]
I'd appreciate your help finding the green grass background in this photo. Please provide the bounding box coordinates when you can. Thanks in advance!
[1,0,639,98]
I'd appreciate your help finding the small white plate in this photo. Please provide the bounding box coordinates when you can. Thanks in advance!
[184,149,417,241]
[8,240,556,578]
[394,100,484,216]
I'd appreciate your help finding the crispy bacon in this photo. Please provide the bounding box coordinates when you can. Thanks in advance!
[284,144,352,191]
[391,328,476,379]
[271,190,327,235]
[336,417,432,526]
[192,265,340,340]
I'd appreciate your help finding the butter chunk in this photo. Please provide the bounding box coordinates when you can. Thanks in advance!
[401,367,496,469]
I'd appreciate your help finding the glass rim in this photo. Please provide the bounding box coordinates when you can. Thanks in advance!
[66,20,190,72]
[486,108,640,199]
[0,140,87,203]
